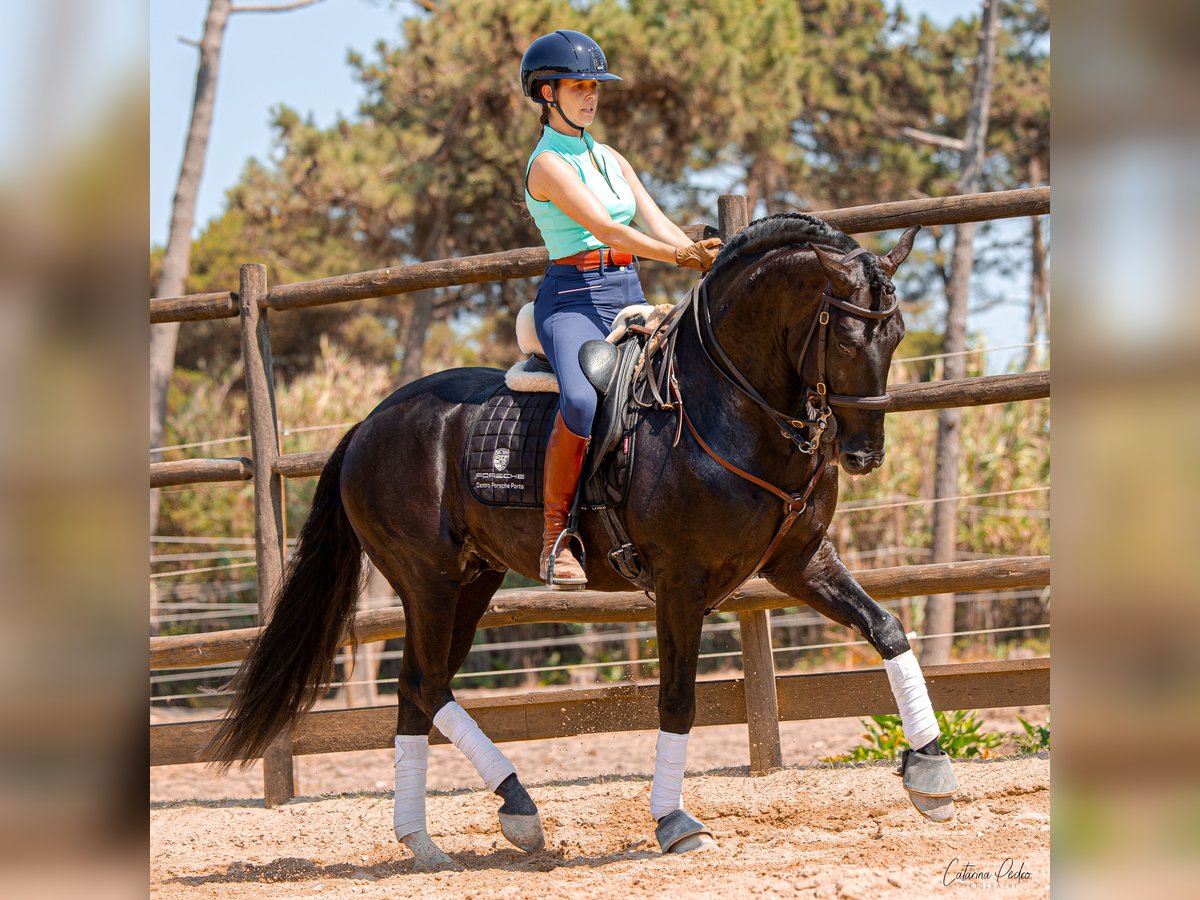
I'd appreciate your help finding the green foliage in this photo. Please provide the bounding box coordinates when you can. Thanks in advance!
[937,709,1009,758]
[1015,714,1050,753]
[824,709,1007,762]
[829,713,909,762]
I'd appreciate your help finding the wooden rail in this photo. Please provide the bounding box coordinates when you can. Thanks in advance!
[887,370,1049,412]
[148,369,1051,488]
[148,188,1049,323]
[149,457,252,488]
[818,187,1048,234]
[150,555,1048,670]
[150,290,239,324]
[150,656,1050,767]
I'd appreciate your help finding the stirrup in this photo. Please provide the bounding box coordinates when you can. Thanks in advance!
[545,529,586,589]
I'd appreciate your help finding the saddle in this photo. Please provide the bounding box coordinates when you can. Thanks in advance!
[503,302,670,487]
[466,302,671,588]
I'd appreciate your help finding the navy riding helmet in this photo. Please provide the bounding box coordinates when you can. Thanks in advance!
[520,30,622,105]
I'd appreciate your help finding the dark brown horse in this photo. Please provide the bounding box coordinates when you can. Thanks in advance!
[207,214,954,868]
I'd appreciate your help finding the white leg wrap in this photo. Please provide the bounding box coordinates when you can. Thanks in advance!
[649,730,690,821]
[432,701,516,792]
[883,650,941,751]
[393,734,429,841]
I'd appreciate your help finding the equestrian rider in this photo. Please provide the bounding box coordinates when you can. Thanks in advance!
[521,30,723,590]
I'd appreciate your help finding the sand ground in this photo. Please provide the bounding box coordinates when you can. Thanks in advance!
[151,707,1049,898]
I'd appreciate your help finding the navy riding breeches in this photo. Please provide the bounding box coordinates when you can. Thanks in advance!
[533,261,646,437]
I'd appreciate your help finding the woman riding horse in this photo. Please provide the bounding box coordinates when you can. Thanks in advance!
[205,34,958,870]
[520,30,723,589]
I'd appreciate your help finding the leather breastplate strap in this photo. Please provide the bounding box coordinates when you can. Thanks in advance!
[680,404,827,615]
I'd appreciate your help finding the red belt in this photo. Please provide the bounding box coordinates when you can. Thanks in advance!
[553,248,635,270]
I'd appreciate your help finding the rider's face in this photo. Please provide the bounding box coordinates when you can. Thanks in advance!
[547,79,600,125]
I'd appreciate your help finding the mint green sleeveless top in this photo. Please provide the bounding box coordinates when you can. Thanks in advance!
[524,128,637,259]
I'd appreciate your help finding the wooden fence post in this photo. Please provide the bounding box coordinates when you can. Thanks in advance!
[238,263,295,806]
[718,195,783,775]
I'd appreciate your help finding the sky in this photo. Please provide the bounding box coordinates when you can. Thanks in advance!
[149,0,1039,371]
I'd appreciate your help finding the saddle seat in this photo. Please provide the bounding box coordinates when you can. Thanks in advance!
[505,302,663,392]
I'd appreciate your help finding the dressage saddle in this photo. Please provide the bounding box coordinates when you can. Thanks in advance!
[482,302,660,588]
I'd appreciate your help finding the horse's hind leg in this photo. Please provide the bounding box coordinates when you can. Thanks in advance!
[764,537,958,822]
[440,570,543,852]
[387,568,459,871]
[389,566,544,863]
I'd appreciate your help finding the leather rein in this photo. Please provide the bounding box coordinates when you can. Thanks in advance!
[630,244,898,611]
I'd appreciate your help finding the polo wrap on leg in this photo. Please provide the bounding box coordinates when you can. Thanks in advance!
[393,734,429,841]
[883,650,941,751]
[649,730,689,821]
[432,701,516,792]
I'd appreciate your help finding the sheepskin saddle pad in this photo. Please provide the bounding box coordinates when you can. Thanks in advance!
[504,302,662,392]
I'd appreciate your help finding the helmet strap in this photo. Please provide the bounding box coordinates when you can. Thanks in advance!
[548,83,586,137]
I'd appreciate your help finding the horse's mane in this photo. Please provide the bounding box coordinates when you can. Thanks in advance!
[708,212,889,292]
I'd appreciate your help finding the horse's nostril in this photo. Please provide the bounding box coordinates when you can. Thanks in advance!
[843,450,881,471]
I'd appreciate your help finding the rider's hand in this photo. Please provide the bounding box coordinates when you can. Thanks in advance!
[675,237,724,272]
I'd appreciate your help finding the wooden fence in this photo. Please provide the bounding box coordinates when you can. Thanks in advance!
[149,188,1051,805]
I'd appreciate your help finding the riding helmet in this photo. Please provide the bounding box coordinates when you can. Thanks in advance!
[520,30,622,105]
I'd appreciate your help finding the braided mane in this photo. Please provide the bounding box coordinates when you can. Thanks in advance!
[708,212,889,292]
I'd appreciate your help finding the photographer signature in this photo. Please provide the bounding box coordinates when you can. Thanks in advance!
[943,857,1033,887]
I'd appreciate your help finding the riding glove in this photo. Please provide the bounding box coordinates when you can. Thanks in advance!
[675,237,724,272]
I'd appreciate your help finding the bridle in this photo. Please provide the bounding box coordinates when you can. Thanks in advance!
[693,244,898,454]
[630,242,899,609]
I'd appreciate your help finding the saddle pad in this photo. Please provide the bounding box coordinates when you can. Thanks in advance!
[466,388,559,508]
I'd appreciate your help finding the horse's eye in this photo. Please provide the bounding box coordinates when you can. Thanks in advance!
[837,341,856,357]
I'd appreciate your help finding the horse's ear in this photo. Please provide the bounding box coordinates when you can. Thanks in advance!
[878,225,921,278]
[812,244,856,291]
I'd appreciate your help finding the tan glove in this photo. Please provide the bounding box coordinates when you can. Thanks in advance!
[675,237,724,272]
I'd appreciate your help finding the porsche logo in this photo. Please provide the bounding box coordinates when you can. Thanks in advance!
[493,447,510,472]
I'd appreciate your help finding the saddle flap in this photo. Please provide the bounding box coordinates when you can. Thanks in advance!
[579,340,619,395]
[583,337,642,484]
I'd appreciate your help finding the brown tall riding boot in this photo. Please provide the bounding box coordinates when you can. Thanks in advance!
[539,411,589,590]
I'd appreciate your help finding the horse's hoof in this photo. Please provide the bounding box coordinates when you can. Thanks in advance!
[499,811,546,853]
[655,809,716,854]
[401,830,463,871]
[898,748,958,823]
[909,793,956,823]
[668,832,718,854]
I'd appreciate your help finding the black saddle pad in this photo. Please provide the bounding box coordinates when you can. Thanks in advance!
[466,384,637,510]
[466,388,558,507]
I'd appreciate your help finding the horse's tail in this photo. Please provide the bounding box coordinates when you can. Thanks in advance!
[204,423,365,771]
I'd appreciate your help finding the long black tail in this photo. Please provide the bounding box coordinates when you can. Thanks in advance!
[205,423,365,770]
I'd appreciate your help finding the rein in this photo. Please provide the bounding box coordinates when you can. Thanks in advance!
[630,243,897,612]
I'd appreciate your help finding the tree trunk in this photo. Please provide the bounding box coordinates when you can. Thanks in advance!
[924,0,999,665]
[149,0,232,535]
[1023,155,1048,372]
[398,204,449,384]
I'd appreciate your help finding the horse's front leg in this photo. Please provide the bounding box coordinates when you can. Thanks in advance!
[764,537,958,822]
[650,582,718,854]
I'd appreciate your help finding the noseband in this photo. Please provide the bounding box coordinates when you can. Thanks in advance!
[691,244,898,454]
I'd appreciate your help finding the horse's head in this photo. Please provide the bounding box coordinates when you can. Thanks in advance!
[800,226,919,475]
